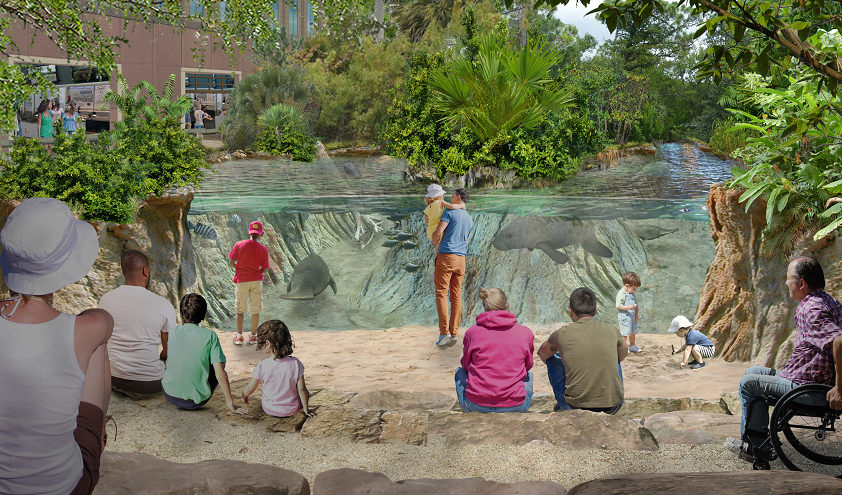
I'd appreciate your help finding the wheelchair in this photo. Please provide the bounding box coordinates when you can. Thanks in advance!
[742,383,842,477]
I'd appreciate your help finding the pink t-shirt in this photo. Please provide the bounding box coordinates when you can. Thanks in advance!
[253,356,304,417]
[228,239,270,283]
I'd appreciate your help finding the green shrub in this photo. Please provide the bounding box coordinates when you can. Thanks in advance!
[252,103,317,161]
[1,129,149,223]
[219,65,316,151]
[709,116,759,157]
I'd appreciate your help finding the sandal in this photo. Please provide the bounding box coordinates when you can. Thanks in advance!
[102,415,117,450]
[233,334,244,345]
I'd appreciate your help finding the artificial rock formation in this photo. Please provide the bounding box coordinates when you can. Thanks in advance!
[0,188,197,313]
[641,411,741,445]
[695,185,842,366]
[312,469,567,495]
[94,452,310,495]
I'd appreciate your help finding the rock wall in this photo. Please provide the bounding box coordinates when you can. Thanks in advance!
[695,184,842,366]
[0,188,197,313]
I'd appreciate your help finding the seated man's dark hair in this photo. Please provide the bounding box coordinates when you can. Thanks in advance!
[121,249,149,276]
[455,188,470,202]
[179,293,207,324]
[569,287,597,317]
[791,256,825,290]
[256,320,295,359]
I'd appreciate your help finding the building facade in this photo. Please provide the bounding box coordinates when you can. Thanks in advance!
[5,0,317,133]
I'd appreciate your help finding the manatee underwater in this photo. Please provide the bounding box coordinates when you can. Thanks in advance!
[632,224,679,240]
[343,161,361,178]
[491,217,613,265]
[280,254,337,300]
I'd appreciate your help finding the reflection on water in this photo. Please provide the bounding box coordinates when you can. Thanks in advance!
[188,143,728,332]
[190,143,732,221]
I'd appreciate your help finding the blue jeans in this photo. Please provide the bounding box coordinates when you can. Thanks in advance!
[195,124,204,129]
[739,366,798,446]
[163,366,218,410]
[454,367,533,413]
[546,353,624,413]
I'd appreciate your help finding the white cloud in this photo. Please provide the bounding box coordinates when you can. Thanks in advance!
[551,2,612,42]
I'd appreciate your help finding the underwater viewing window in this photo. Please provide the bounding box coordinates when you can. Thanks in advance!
[185,73,235,92]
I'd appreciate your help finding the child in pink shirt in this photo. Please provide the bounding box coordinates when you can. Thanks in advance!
[241,320,314,418]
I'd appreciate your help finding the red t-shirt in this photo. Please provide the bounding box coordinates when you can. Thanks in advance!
[228,239,270,283]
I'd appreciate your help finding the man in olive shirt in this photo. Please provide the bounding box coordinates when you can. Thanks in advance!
[537,287,628,413]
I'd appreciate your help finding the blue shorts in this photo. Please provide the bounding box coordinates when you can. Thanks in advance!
[618,313,638,336]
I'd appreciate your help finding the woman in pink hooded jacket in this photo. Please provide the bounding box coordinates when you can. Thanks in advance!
[455,287,534,412]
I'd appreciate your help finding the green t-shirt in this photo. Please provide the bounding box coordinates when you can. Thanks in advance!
[162,323,226,403]
[548,318,624,408]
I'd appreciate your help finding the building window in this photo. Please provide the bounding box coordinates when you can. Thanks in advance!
[185,73,235,92]
[272,1,279,25]
[289,0,299,38]
[307,1,314,35]
[220,0,226,20]
[189,0,204,16]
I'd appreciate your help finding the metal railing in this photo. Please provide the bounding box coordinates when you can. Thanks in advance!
[0,128,219,148]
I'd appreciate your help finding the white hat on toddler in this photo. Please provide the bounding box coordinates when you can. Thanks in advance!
[668,315,694,334]
[425,184,447,198]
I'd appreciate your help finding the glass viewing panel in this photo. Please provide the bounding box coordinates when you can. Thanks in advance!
[185,73,235,91]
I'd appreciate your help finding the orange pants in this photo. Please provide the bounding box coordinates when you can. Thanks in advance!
[434,253,465,337]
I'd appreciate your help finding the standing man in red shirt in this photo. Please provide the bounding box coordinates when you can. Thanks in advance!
[229,221,270,345]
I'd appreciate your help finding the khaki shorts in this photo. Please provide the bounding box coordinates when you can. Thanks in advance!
[234,280,263,314]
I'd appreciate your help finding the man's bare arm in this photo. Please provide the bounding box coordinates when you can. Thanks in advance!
[160,332,168,361]
[228,258,236,268]
[617,340,629,363]
[537,339,557,363]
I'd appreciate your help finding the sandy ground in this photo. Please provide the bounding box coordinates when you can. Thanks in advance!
[105,328,757,487]
[219,328,752,402]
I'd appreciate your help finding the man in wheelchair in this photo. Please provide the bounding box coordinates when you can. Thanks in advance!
[725,257,842,462]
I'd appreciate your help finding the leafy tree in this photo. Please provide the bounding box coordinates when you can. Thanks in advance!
[218,65,316,151]
[390,0,463,41]
[428,33,575,143]
[253,103,317,161]
[105,76,207,196]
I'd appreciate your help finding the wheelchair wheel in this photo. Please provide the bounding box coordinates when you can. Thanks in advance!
[769,384,842,478]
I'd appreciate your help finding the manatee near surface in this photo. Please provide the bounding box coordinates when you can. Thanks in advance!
[280,254,338,300]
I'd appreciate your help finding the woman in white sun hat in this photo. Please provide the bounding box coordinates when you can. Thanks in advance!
[0,197,113,495]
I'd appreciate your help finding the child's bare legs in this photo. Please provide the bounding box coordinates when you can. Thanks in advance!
[690,345,704,364]
[629,334,636,347]
[251,314,260,335]
[236,313,244,335]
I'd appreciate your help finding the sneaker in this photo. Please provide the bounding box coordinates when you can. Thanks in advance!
[248,334,257,345]
[628,345,642,353]
[687,359,699,366]
[553,403,561,412]
[436,335,449,346]
[724,436,754,462]
[449,336,458,342]
[691,362,707,370]
[233,334,244,345]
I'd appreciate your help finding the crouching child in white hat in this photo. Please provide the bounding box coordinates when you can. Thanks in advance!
[669,315,715,370]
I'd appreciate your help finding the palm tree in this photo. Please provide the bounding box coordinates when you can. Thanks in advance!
[428,34,575,143]
[390,0,460,42]
[104,73,193,131]
[218,65,316,151]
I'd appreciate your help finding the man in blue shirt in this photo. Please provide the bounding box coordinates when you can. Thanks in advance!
[431,188,473,345]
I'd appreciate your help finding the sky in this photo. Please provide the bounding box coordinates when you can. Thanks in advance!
[551,1,613,43]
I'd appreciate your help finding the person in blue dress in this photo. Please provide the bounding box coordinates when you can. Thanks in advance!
[62,102,80,134]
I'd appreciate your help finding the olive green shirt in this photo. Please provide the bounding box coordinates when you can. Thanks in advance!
[548,319,624,408]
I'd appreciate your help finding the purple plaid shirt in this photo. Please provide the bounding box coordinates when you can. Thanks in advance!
[778,289,842,385]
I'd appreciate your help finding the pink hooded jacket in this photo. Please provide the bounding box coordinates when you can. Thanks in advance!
[461,310,534,407]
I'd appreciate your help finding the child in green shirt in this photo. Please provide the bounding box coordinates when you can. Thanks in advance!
[162,293,246,414]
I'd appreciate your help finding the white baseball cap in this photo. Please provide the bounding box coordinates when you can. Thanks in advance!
[668,315,694,334]
[1,198,99,295]
[426,184,447,198]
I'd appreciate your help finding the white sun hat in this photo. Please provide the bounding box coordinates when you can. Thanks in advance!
[426,184,447,198]
[668,315,694,334]
[0,197,99,295]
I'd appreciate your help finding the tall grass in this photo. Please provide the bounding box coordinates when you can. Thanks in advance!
[708,116,758,157]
